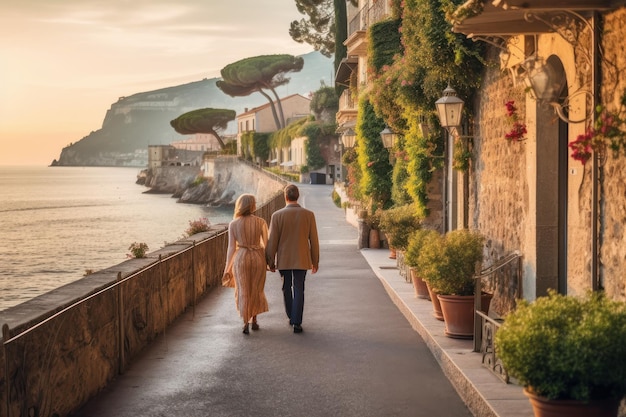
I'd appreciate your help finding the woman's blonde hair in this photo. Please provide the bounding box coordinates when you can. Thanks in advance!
[234,194,256,218]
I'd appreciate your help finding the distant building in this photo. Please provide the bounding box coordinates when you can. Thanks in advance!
[236,94,312,156]
[148,145,203,168]
[170,133,222,152]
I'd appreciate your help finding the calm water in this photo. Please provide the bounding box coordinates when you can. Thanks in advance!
[0,166,233,311]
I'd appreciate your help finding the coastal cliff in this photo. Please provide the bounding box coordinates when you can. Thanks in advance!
[138,156,285,206]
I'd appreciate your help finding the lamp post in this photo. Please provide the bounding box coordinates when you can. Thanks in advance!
[435,84,465,136]
[435,84,470,233]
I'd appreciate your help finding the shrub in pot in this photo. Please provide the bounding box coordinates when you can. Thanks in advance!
[495,290,626,416]
[419,229,488,337]
[379,204,424,252]
[405,228,439,300]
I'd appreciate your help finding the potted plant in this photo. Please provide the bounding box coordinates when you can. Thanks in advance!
[379,203,424,259]
[495,290,626,417]
[404,228,438,301]
[419,229,490,338]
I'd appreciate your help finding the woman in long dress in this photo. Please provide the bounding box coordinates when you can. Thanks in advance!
[223,194,269,334]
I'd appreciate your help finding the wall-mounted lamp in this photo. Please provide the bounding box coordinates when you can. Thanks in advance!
[435,85,465,135]
[380,126,398,149]
[341,128,356,148]
[418,115,430,138]
[521,55,590,124]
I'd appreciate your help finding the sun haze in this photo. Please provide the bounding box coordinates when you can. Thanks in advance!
[0,0,313,166]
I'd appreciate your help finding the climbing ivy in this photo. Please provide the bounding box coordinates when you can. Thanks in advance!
[356,98,393,213]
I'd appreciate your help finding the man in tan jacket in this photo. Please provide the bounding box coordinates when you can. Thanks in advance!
[266,184,319,333]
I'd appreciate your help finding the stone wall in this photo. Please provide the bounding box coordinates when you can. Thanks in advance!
[470,49,528,275]
[0,187,286,417]
[597,8,626,300]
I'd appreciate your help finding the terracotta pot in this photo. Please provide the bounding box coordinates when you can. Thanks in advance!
[426,283,444,321]
[437,293,493,339]
[410,268,430,300]
[524,389,620,417]
[369,229,380,249]
[389,247,397,259]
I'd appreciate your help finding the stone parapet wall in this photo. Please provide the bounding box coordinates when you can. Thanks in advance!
[0,183,286,417]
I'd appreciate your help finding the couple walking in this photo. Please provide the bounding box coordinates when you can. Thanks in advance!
[222,184,320,335]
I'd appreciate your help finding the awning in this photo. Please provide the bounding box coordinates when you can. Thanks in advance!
[451,0,621,36]
[335,56,358,88]
[280,161,295,167]
[268,158,278,163]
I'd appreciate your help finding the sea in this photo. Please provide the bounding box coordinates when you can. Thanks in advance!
[0,166,233,312]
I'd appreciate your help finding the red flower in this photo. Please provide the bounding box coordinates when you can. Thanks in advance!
[504,100,527,142]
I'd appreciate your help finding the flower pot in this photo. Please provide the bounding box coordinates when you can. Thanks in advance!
[437,293,493,339]
[389,247,397,259]
[524,389,620,417]
[410,268,429,300]
[426,283,444,321]
[369,229,381,249]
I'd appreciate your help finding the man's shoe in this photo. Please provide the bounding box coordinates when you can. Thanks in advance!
[293,324,303,334]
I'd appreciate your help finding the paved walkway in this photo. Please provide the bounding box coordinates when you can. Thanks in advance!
[72,184,533,417]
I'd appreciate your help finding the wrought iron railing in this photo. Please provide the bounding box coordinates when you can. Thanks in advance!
[473,251,522,383]
[347,0,390,38]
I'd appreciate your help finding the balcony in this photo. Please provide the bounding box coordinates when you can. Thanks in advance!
[345,0,390,56]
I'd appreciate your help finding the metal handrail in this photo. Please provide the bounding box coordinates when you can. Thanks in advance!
[473,251,522,352]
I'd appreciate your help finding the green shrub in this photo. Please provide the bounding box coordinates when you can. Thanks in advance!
[378,204,424,250]
[128,242,149,258]
[496,291,626,402]
[419,229,484,295]
[404,229,440,273]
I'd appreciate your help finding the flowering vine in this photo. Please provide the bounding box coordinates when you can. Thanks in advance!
[569,99,626,165]
[504,101,527,142]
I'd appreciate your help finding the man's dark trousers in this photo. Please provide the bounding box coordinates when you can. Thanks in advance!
[281,269,306,325]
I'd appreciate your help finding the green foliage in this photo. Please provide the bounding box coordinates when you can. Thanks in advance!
[331,189,342,208]
[368,19,402,73]
[310,83,339,121]
[356,98,393,212]
[342,147,362,202]
[270,118,307,149]
[290,0,336,57]
[268,118,333,171]
[217,54,304,129]
[301,122,334,170]
[241,132,270,163]
[391,139,412,206]
[496,291,626,402]
[405,118,443,213]
[452,138,472,171]
[404,229,440,270]
[418,229,484,295]
[128,242,149,259]
[169,108,235,149]
[378,204,424,250]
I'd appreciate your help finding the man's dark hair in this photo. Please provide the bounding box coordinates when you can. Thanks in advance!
[285,184,299,202]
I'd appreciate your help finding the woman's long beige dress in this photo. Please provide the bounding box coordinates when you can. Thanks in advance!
[223,215,269,323]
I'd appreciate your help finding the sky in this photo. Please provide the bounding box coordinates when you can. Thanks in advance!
[0,0,314,166]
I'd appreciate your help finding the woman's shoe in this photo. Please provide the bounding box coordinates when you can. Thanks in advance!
[243,324,249,334]
[251,322,259,331]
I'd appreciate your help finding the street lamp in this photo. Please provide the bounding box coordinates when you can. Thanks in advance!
[341,128,356,148]
[380,126,398,149]
[435,84,465,134]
